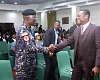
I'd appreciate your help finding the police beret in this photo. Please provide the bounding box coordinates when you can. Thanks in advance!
[22,9,36,16]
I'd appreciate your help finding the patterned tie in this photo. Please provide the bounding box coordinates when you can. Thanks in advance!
[81,26,84,35]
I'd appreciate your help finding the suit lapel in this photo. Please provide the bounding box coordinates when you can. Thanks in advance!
[53,28,55,37]
[52,28,55,43]
[82,23,92,44]
[75,27,81,46]
[74,27,80,56]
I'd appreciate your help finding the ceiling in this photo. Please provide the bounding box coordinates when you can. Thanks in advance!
[0,0,100,12]
[0,0,56,5]
[37,0,99,11]
[0,0,98,6]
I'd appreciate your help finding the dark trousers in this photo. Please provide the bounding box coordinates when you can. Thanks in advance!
[71,57,94,80]
[44,54,57,80]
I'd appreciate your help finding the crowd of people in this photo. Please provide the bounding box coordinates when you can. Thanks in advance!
[0,25,16,43]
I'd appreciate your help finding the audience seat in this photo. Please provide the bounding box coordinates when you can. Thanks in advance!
[0,60,14,80]
[62,46,70,57]
[57,51,72,80]
[36,52,45,80]
[0,41,8,60]
[7,43,14,69]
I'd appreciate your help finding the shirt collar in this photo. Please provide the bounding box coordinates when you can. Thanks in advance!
[76,25,79,27]
[54,28,59,34]
[12,38,16,42]
[82,22,90,28]
[23,23,31,29]
[54,28,56,31]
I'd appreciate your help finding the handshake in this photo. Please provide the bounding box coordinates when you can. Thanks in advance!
[48,44,56,57]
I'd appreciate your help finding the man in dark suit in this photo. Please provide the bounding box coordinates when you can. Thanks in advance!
[8,33,16,43]
[50,9,100,80]
[70,19,79,36]
[43,20,60,80]
[69,19,80,50]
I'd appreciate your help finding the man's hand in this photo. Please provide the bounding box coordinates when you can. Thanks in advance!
[92,66,100,76]
[48,44,56,53]
[49,52,53,57]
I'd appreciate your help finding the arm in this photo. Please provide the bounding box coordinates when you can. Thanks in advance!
[11,50,17,54]
[55,34,74,50]
[16,31,28,54]
[95,27,100,67]
[92,27,100,76]
[11,42,17,54]
[16,27,51,54]
[16,33,49,54]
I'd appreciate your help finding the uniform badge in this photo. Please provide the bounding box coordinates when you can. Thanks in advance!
[21,32,28,37]
[23,36,29,41]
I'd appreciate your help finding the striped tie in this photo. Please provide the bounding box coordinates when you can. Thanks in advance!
[81,26,84,35]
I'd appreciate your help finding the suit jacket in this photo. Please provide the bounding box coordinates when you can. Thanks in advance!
[44,27,59,47]
[8,38,14,43]
[55,23,100,69]
[69,25,77,49]
[69,25,77,36]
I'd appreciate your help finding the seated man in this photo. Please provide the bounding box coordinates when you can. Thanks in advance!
[10,41,16,62]
[35,33,43,48]
[0,33,8,43]
[9,33,16,43]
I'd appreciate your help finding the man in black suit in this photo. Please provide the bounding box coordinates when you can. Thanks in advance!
[8,33,16,43]
[70,22,77,36]
[43,20,60,80]
[69,19,80,49]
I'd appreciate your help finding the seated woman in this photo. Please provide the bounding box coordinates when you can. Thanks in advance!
[10,41,16,64]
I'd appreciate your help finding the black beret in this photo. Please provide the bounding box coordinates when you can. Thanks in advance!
[22,9,36,16]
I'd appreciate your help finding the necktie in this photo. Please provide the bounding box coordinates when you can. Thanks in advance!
[81,26,84,35]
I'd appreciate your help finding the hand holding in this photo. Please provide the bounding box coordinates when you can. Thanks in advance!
[49,52,53,57]
[92,66,100,76]
[48,44,56,53]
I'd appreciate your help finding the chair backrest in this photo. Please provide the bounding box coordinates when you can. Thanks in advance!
[0,41,8,52]
[70,50,74,68]
[0,60,13,80]
[57,51,72,71]
[62,46,70,56]
[37,52,45,64]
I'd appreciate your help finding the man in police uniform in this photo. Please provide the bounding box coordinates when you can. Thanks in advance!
[15,9,52,80]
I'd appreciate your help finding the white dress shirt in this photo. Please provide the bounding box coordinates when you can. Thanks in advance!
[2,38,6,42]
[81,22,90,33]
[54,29,59,45]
